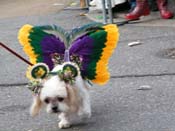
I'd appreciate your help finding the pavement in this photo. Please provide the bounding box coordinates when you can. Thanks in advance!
[1,0,175,131]
[0,0,73,19]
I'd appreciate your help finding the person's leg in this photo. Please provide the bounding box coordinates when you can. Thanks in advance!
[148,0,158,11]
[125,0,150,20]
[129,0,136,12]
[156,0,174,19]
[80,0,86,8]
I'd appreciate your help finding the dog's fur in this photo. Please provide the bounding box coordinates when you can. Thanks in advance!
[30,64,91,129]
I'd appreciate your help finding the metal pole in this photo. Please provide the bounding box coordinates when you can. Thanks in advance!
[85,0,89,7]
[107,0,113,23]
[101,0,107,24]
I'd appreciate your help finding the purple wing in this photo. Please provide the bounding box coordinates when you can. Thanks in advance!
[69,35,94,78]
[69,24,119,85]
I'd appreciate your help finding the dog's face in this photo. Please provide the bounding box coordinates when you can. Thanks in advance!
[30,64,80,117]
[40,76,69,114]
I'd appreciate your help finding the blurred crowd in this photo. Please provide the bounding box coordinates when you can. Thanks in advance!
[89,0,174,20]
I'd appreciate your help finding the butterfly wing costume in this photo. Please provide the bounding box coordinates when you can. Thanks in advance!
[18,23,119,85]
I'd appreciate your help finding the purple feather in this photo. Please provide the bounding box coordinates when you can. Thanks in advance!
[70,35,94,76]
[70,36,94,54]
[40,35,65,69]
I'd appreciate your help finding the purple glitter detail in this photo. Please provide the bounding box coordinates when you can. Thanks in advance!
[64,50,70,62]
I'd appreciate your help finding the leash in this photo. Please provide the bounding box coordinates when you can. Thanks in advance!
[0,42,33,66]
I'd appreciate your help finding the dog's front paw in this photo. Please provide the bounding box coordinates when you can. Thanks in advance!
[58,120,71,129]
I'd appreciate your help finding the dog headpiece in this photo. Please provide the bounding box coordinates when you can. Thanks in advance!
[18,23,119,93]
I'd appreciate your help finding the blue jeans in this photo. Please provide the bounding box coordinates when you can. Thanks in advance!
[129,0,136,11]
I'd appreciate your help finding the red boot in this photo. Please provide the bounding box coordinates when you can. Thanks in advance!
[125,0,150,21]
[156,0,174,19]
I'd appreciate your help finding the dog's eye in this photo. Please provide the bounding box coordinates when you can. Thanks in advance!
[44,98,50,104]
[57,97,64,102]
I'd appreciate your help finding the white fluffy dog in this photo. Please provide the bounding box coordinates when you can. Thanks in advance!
[30,63,91,129]
[17,23,119,129]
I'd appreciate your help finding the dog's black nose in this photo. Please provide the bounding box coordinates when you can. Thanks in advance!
[52,106,58,112]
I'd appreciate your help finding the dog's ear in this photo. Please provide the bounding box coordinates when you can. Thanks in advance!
[30,94,42,117]
[66,84,79,112]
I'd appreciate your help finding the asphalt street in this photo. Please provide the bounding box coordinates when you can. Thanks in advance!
[1,1,175,131]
